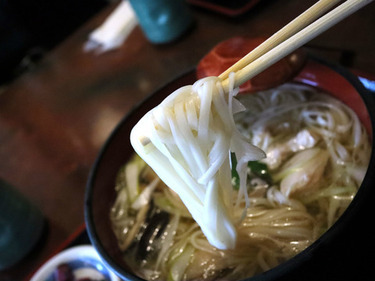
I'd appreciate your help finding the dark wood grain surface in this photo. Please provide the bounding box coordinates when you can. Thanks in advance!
[0,0,374,280]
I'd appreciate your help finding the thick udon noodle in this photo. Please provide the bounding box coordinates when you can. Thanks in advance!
[110,83,370,281]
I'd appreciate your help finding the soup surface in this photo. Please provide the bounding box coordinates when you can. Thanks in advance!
[110,83,370,281]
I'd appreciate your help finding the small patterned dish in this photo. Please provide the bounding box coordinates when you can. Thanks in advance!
[30,245,120,281]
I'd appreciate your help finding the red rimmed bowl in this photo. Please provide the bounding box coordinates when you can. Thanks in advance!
[85,58,375,281]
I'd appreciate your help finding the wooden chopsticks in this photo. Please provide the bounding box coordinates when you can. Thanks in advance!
[220,0,373,91]
[219,0,341,80]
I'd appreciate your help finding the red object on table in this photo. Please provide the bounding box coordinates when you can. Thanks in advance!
[196,37,306,93]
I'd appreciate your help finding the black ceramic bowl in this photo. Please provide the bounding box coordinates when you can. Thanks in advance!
[85,58,375,281]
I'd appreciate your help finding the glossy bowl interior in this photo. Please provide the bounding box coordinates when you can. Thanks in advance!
[85,58,375,281]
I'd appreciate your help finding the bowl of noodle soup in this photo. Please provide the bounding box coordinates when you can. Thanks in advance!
[85,58,375,281]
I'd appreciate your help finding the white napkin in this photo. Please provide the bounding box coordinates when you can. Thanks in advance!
[84,0,137,53]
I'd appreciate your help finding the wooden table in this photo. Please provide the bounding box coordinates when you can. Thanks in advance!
[0,0,374,280]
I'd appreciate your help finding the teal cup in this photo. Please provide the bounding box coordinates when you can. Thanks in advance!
[129,0,194,44]
[0,179,45,270]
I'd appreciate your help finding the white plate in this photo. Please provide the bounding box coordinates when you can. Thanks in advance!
[30,245,120,281]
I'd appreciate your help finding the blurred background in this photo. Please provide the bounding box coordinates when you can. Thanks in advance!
[0,0,108,84]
